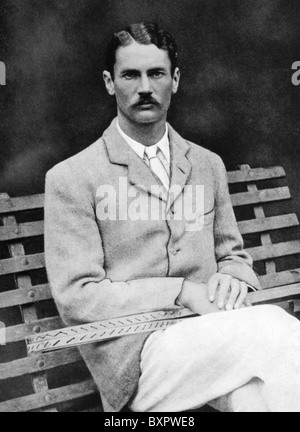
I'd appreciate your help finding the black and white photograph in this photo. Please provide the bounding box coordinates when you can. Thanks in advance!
[1,0,300,415]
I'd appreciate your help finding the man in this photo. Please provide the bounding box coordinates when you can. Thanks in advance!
[45,22,300,412]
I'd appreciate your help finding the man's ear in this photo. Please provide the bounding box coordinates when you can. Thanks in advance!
[103,71,115,96]
[172,67,181,95]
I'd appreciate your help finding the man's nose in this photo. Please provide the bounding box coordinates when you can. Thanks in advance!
[138,75,152,94]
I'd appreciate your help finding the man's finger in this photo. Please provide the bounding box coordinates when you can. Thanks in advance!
[217,275,232,309]
[207,273,221,302]
[244,295,253,308]
[226,278,241,311]
[234,282,248,309]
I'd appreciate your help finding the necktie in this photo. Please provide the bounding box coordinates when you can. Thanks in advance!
[144,146,170,191]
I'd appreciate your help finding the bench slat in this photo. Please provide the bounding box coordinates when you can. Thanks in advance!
[0,380,97,412]
[3,213,297,240]
[259,269,300,289]
[2,190,290,213]
[238,214,299,235]
[0,348,82,380]
[0,194,45,214]
[228,166,286,184]
[6,316,62,343]
[247,240,300,262]
[293,300,300,313]
[0,253,45,276]
[231,187,291,207]
[0,284,52,309]
[249,283,300,304]
[0,221,44,241]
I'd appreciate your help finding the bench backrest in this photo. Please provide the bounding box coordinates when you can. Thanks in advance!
[0,164,300,412]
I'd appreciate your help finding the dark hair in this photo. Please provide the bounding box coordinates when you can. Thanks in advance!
[105,22,178,78]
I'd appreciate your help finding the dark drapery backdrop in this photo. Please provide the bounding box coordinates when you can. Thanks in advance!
[1,0,300,208]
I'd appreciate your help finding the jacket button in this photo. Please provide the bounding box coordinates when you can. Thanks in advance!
[170,248,178,255]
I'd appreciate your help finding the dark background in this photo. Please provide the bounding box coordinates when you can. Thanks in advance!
[0,0,300,204]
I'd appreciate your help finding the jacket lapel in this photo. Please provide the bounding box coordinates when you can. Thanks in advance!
[103,118,168,202]
[166,125,192,212]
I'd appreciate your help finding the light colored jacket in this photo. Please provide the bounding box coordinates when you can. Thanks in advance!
[45,118,260,411]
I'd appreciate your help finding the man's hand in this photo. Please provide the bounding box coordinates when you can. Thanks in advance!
[207,273,248,311]
[176,275,251,316]
[176,279,221,315]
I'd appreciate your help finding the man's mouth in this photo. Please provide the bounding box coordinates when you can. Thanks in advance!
[135,99,158,108]
[139,103,155,109]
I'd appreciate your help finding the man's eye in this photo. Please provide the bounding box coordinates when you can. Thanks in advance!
[123,72,136,80]
[150,71,164,79]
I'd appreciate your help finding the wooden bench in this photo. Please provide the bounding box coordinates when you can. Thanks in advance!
[1,164,300,412]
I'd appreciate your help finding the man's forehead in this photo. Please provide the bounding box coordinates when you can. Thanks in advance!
[115,41,171,70]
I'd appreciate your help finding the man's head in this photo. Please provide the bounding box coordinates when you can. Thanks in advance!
[103,22,180,126]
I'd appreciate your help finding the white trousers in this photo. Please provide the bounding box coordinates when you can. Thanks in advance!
[129,305,300,412]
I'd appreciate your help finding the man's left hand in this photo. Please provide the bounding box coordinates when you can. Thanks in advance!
[207,273,250,311]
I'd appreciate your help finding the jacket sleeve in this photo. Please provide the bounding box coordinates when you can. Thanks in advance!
[212,155,261,290]
[44,165,184,326]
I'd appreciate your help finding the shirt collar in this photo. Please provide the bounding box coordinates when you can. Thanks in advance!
[117,120,170,164]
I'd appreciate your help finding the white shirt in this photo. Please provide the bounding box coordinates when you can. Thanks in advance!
[117,120,170,176]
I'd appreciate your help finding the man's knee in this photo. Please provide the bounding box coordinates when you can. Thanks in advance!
[252,304,286,320]
[249,304,296,339]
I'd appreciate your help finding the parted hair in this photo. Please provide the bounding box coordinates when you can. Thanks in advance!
[105,22,178,78]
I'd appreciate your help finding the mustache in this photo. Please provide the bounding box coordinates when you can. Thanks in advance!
[134,96,159,107]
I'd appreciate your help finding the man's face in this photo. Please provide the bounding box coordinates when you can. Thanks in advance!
[103,41,180,125]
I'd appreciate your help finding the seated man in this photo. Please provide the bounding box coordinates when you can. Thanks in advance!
[45,22,300,412]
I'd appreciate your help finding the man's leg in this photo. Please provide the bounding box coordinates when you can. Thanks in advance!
[129,305,300,412]
[209,379,270,412]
